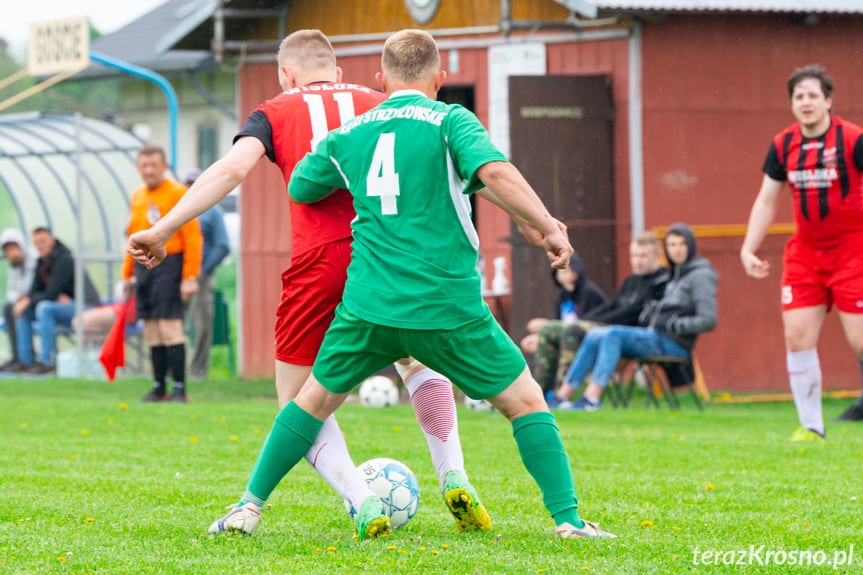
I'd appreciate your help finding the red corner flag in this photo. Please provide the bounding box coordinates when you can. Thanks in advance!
[99,301,129,382]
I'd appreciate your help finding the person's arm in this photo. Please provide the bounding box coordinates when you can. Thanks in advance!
[288,134,348,204]
[29,254,73,308]
[475,161,572,269]
[670,269,718,335]
[200,209,231,275]
[127,137,265,268]
[740,175,784,279]
[475,187,567,248]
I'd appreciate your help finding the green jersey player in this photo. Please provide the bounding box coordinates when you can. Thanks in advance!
[211,29,614,540]
[294,29,615,540]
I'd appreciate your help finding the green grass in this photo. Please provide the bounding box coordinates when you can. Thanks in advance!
[1,379,862,574]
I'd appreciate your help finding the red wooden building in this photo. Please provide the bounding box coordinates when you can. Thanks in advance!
[174,0,863,391]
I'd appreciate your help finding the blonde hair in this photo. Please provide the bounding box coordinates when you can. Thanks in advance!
[277,30,336,77]
[633,231,661,253]
[381,29,440,83]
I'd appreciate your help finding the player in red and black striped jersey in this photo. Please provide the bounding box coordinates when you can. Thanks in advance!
[741,65,863,437]
[127,30,489,539]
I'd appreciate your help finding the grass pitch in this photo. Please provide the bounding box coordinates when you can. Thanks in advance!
[1,378,861,574]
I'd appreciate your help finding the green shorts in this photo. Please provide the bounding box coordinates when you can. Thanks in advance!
[312,304,527,400]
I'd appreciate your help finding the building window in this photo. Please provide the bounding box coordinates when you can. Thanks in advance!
[197,123,219,169]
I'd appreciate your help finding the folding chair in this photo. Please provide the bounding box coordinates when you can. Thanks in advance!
[609,355,707,411]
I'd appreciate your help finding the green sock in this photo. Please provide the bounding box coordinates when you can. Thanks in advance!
[511,411,583,528]
[242,401,324,504]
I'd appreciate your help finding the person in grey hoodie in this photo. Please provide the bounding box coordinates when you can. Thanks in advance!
[1,228,38,371]
[549,223,718,410]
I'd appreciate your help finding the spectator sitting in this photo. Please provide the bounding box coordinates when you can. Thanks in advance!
[13,227,101,374]
[1,228,38,371]
[519,251,606,354]
[533,231,668,397]
[71,281,136,339]
[548,223,718,410]
[184,169,231,380]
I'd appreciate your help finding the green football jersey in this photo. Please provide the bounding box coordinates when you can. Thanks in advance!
[290,89,507,329]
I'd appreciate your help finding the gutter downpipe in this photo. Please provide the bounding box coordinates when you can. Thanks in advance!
[628,18,645,238]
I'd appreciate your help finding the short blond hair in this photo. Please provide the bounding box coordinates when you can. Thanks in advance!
[633,231,661,253]
[277,30,336,75]
[381,29,440,83]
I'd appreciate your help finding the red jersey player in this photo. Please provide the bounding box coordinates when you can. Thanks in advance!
[741,65,863,440]
[128,30,490,538]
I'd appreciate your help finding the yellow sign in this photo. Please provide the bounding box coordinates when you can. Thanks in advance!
[28,17,90,76]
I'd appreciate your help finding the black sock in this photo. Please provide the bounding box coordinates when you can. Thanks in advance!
[166,344,186,393]
[151,345,168,395]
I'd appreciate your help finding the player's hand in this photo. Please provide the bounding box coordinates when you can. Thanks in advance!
[180,278,199,302]
[517,218,568,248]
[127,229,167,269]
[544,227,574,269]
[740,250,770,279]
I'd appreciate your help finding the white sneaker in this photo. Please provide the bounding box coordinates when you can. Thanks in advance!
[556,519,616,539]
[208,502,263,535]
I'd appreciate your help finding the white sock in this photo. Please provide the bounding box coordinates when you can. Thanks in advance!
[787,349,824,436]
[304,414,373,513]
[402,367,465,490]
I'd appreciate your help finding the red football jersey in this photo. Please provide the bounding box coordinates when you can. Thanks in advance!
[763,115,863,249]
[236,82,385,256]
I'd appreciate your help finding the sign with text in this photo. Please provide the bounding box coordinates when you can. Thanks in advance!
[28,17,90,76]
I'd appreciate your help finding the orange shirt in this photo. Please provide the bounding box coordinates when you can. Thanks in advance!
[122,178,202,280]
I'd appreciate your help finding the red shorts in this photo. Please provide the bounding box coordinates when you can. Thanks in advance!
[274,238,352,365]
[781,234,863,313]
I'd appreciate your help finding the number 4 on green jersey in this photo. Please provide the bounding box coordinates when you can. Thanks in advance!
[366,133,400,215]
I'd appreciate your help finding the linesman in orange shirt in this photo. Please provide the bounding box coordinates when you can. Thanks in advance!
[123,145,202,402]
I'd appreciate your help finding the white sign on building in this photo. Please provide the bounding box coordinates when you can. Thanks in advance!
[28,17,90,76]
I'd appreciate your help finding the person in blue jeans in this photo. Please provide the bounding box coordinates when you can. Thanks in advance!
[549,223,718,410]
[14,227,100,374]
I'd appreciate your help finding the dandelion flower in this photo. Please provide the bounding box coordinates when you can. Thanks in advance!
[230,435,238,441]
[119,403,128,409]
[189,437,198,443]
[326,546,336,552]
[82,430,89,436]
[705,483,714,490]
[640,520,653,527]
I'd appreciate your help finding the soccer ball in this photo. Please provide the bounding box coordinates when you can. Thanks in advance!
[349,458,420,530]
[464,396,496,413]
[359,375,399,407]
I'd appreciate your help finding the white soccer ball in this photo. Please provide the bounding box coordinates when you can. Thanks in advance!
[359,376,399,407]
[347,458,421,530]
[464,396,496,413]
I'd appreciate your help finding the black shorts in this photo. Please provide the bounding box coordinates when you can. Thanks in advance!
[135,253,184,319]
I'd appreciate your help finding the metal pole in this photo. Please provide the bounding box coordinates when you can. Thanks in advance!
[628,19,645,238]
[74,112,85,377]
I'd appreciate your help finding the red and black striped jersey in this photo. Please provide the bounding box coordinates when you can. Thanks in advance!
[235,82,385,257]
[763,115,863,248]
